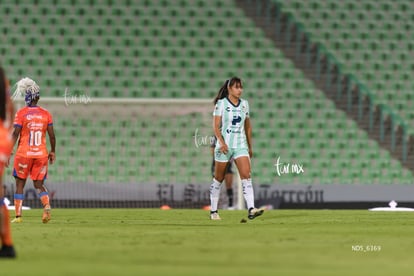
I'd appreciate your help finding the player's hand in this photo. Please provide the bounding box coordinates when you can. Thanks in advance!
[48,151,56,164]
[248,147,253,158]
[220,144,229,155]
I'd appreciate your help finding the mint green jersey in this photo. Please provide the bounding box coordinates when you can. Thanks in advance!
[213,97,250,149]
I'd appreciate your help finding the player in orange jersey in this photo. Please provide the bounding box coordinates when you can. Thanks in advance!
[0,66,16,257]
[10,77,56,224]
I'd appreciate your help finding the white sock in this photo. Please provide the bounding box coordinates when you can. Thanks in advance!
[210,178,222,212]
[241,178,255,210]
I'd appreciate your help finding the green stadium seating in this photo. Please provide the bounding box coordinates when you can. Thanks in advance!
[2,0,413,186]
[279,0,414,130]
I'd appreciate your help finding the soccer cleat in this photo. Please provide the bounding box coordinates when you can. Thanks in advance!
[0,245,16,258]
[11,217,22,223]
[248,207,264,220]
[210,211,221,220]
[42,205,51,224]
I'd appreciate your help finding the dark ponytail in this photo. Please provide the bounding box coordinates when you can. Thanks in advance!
[0,66,6,121]
[213,77,242,105]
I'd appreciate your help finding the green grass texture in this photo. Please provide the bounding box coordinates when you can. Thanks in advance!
[1,209,413,276]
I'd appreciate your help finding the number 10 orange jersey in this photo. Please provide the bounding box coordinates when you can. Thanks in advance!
[13,106,53,158]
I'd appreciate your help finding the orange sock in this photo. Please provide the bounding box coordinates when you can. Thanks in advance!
[39,193,50,208]
[14,200,22,217]
[1,204,13,246]
[14,194,24,217]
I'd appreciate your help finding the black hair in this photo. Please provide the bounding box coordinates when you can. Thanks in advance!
[213,76,242,105]
[0,66,6,121]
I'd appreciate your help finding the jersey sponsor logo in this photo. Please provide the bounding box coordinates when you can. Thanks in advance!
[226,107,231,112]
[231,116,242,125]
[226,129,241,134]
[26,114,43,120]
[27,122,44,128]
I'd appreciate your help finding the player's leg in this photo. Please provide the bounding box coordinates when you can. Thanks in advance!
[0,202,15,257]
[234,152,264,220]
[234,155,253,209]
[224,164,234,209]
[210,147,233,220]
[210,161,228,220]
[33,180,51,223]
[12,155,30,222]
[32,157,51,223]
[0,178,16,258]
[211,157,215,179]
[12,177,26,222]
[0,139,16,257]
[34,179,50,209]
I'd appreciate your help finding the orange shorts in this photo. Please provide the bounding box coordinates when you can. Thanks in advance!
[13,155,49,181]
[0,127,12,176]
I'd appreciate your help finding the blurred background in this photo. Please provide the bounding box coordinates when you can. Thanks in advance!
[2,0,414,209]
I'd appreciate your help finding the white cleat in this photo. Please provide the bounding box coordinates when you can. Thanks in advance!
[248,207,264,220]
[210,212,221,220]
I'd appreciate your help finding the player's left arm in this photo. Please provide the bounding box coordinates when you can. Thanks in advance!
[245,117,253,158]
[47,124,56,164]
[6,126,21,167]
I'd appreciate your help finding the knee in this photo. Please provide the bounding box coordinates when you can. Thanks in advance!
[214,170,225,183]
[33,181,44,189]
[239,171,251,180]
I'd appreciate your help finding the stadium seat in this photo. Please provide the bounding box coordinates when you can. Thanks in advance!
[280,0,414,131]
[2,0,412,186]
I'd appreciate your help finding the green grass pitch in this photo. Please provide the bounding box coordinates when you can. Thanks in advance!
[1,208,413,275]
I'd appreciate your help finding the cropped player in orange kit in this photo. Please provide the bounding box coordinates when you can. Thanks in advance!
[10,77,56,224]
[0,66,16,258]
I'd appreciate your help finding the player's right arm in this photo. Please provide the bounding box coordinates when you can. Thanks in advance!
[7,126,21,167]
[213,115,227,154]
[47,124,56,164]
[213,100,228,154]
[11,126,21,147]
[11,109,22,150]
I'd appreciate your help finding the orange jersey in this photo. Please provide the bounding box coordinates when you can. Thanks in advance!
[14,106,53,158]
[0,125,12,166]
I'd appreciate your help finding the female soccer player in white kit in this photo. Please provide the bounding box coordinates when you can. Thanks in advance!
[210,77,264,220]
